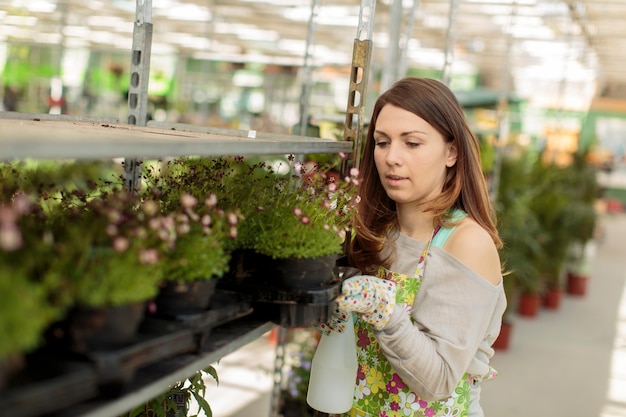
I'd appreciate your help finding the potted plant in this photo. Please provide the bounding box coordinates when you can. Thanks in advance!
[496,150,543,319]
[141,160,243,316]
[0,160,118,382]
[561,152,600,296]
[228,156,358,288]
[280,328,319,417]
[122,365,217,417]
[157,156,359,289]
[0,192,65,389]
[526,159,572,310]
[46,182,172,352]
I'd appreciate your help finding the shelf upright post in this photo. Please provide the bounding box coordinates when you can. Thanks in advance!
[340,0,376,176]
[441,0,460,86]
[296,0,321,137]
[124,0,153,192]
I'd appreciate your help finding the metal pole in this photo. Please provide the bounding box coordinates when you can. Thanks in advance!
[298,0,321,137]
[398,0,419,82]
[380,0,403,93]
[124,0,153,192]
[340,0,377,176]
[441,0,460,86]
[270,327,288,417]
[489,1,516,203]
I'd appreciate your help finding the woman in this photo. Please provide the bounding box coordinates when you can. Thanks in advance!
[321,77,507,417]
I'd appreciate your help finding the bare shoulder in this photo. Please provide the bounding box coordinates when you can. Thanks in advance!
[443,218,502,286]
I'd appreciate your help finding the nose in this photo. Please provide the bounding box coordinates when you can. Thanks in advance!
[384,141,403,166]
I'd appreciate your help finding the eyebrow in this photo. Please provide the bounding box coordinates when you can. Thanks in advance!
[374,129,428,138]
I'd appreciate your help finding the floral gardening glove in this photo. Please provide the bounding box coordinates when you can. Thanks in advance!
[335,275,396,330]
[314,303,352,335]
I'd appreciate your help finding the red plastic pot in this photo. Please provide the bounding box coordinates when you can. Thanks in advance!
[518,293,541,317]
[566,272,588,296]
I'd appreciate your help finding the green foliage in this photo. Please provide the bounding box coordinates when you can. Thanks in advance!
[145,156,359,260]
[0,159,118,200]
[121,366,218,417]
[0,193,65,359]
[141,160,243,282]
[496,147,600,296]
[222,157,358,259]
[0,162,123,358]
[47,186,168,307]
[496,152,543,296]
[282,328,318,413]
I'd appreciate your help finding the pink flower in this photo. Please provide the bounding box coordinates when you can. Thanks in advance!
[0,225,22,251]
[205,193,218,208]
[201,214,212,227]
[142,200,158,217]
[293,207,302,217]
[227,212,239,225]
[105,224,118,237]
[300,215,311,225]
[177,222,190,234]
[12,193,32,216]
[357,328,370,348]
[180,194,197,209]
[139,248,159,264]
[112,236,129,252]
[386,373,406,394]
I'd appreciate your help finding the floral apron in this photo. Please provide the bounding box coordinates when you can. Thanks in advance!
[345,229,495,417]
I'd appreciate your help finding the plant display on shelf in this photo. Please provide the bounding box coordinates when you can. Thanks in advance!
[0,192,64,362]
[147,155,360,261]
[47,184,172,308]
[121,366,218,417]
[142,162,242,283]
[0,161,120,361]
[234,157,358,260]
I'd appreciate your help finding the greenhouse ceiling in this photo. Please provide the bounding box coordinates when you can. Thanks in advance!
[2,0,626,111]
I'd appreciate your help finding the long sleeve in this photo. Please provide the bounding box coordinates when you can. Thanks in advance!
[375,246,506,401]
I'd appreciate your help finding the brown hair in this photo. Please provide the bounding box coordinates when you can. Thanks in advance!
[349,77,502,273]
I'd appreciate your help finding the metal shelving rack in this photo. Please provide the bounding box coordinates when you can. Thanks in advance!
[0,114,352,161]
[0,0,377,415]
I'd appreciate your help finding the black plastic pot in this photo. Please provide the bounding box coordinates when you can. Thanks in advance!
[154,279,218,317]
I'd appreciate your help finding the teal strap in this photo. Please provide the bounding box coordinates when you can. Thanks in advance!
[431,209,467,248]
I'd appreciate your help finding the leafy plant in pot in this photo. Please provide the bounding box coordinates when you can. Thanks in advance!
[141,160,243,316]
[0,192,66,389]
[46,183,172,352]
[225,156,359,290]
[496,151,544,320]
[143,156,360,327]
[0,160,135,385]
[561,152,600,296]
[155,156,360,289]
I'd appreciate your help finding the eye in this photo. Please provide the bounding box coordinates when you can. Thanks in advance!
[374,138,389,147]
[406,141,420,148]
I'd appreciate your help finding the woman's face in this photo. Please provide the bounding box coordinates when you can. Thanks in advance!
[373,104,457,208]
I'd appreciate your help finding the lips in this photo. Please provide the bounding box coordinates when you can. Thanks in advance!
[385,174,407,186]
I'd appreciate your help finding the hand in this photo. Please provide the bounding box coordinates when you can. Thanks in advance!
[314,303,352,335]
[335,275,396,330]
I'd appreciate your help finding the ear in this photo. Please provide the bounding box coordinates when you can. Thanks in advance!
[445,142,458,168]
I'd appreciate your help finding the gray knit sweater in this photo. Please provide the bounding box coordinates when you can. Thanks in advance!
[376,232,507,403]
